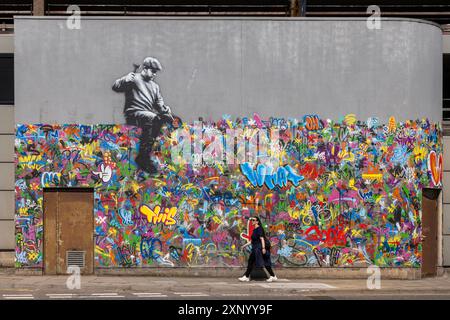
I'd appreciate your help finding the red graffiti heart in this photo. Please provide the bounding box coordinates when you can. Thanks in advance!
[240,219,255,242]
[428,151,443,186]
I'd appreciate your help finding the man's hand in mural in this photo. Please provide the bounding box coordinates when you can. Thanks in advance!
[159,105,174,122]
[161,104,172,115]
[124,72,136,83]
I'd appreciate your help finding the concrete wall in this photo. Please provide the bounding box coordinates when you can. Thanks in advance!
[443,33,450,267]
[443,137,450,266]
[444,34,450,54]
[11,17,444,273]
[0,34,13,54]
[14,17,442,124]
[15,119,442,270]
[0,106,15,254]
[0,34,15,263]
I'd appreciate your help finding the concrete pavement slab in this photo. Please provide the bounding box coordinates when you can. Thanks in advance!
[1,274,450,298]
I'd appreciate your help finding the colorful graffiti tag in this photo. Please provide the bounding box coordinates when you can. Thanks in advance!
[15,115,442,269]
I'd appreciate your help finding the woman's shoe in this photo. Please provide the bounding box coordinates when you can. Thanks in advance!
[266,276,278,282]
[238,276,250,282]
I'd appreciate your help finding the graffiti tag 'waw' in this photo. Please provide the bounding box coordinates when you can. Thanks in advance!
[240,163,304,190]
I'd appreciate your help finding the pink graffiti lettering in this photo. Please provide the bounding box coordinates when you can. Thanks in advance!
[304,226,347,247]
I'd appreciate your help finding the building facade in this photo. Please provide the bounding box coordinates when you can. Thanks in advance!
[1,16,448,278]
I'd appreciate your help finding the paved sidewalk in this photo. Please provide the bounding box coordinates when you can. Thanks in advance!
[1,273,450,299]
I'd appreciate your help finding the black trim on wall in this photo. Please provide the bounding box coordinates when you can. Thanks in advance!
[0,54,14,105]
[43,187,95,192]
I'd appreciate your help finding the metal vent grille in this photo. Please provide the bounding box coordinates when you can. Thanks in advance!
[66,251,86,268]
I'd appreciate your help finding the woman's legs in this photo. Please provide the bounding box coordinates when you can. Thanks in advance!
[265,265,275,277]
[244,252,256,277]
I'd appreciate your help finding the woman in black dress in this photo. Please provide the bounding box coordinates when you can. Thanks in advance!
[239,216,277,282]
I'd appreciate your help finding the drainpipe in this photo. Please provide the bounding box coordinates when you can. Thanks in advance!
[33,0,45,16]
[290,0,299,17]
[290,0,307,17]
[300,0,307,17]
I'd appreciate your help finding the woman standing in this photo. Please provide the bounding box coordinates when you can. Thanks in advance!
[239,216,278,282]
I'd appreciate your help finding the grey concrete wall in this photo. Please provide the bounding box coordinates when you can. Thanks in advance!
[443,137,450,266]
[0,34,14,54]
[14,17,442,124]
[14,267,421,279]
[95,267,422,280]
[444,34,450,54]
[445,236,450,266]
[0,105,14,251]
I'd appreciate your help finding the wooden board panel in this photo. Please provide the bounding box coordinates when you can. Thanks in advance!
[43,191,58,275]
[57,191,94,275]
[422,192,438,277]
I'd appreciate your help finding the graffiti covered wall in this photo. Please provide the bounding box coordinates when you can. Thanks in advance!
[15,115,442,269]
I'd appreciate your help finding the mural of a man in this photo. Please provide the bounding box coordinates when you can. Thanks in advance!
[112,57,178,174]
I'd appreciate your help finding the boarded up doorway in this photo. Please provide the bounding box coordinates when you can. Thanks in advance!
[44,188,94,275]
[421,188,440,277]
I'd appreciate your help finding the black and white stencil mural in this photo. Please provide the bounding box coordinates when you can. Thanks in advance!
[112,57,181,174]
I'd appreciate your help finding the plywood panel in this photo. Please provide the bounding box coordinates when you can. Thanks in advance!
[44,191,58,275]
[57,191,93,275]
[422,193,438,276]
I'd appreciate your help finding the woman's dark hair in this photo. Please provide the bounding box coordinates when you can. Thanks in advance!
[253,216,266,238]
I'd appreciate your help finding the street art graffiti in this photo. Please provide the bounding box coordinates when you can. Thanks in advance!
[428,150,443,187]
[15,115,442,269]
[239,163,304,190]
[140,205,178,226]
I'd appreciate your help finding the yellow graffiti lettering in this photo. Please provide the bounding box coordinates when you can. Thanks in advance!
[338,149,355,163]
[81,140,99,158]
[351,229,362,237]
[18,155,44,170]
[212,216,222,225]
[388,116,396,133]
[362,173,383,181]
[349,178,358,190]
[387,203,396,214]
[330,206,340,221]
[185,243,196,262]
[217,163,225,174]
[264,194,274,205]
[18,155,42,164]
[287,208,300,219]
[27,252,39,261]
[140,205,177,226]
[344,114,357,125]
[108,227,117,237]
[360,143,369,153]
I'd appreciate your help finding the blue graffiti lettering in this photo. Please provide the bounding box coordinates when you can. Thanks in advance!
[240,162,304,190]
